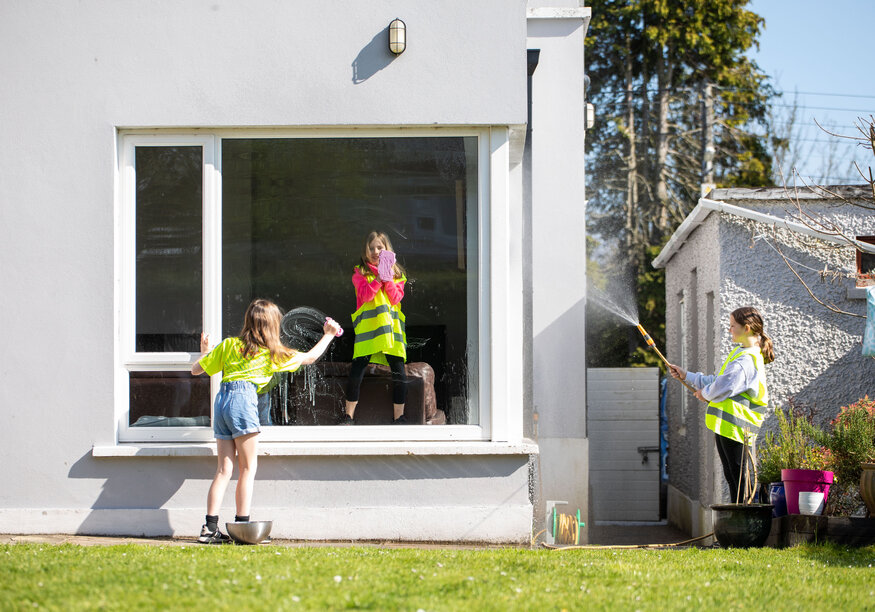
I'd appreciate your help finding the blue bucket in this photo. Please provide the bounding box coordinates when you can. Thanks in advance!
[769,482,787,517]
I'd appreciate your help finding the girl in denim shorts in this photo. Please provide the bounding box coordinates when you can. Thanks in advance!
[191,298,341,543]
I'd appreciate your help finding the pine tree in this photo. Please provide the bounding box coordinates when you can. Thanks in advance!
[585,0,775,366]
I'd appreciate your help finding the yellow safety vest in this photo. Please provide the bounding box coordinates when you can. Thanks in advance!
[705,346,769,443]
[351,271,407,365]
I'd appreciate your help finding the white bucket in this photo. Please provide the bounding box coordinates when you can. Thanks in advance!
[798,491,825,515]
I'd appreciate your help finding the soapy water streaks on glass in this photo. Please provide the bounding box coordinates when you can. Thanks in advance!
[277,307,340,423]
[217,137,481,425]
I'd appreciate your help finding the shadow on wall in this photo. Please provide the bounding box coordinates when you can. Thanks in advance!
[535,297,587,438]
[352,25,396,84]
[254,454,522,483]
[67,453,211,536]
[776,343,875,429]
[531,297,588,538]
[65,452,523,536]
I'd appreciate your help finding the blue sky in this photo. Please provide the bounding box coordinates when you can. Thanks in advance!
[747,0,875,184]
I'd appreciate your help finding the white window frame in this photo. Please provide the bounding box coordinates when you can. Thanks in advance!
[115,127,520,445]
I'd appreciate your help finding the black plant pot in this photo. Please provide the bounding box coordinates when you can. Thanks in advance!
[711,503,773,548]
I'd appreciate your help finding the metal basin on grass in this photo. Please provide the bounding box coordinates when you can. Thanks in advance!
[226,521,272,545]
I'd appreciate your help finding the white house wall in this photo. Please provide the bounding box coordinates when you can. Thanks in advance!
[0,1,560,542]
[526,12,589,537]
[1,2,526,129]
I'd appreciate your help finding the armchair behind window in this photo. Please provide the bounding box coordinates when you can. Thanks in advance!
[268,362,445,425]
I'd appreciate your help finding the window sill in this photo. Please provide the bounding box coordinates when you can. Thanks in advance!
[848,286,872,300]
[92,440,539,458]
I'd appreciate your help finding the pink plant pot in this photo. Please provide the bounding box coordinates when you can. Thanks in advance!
[781,468,833,515]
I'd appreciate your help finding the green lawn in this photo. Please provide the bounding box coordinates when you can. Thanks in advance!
[2,542,873,611]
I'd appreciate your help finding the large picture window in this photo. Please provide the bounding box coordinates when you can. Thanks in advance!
[118,131,487,443]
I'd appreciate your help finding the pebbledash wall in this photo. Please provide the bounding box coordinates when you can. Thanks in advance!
[0,2,591,541]
[653,186,875,538]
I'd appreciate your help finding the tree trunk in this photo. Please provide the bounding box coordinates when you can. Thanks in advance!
[624,36,639,259]
[640,66,652,251]
[655,49,672,236]
[701,81,714,194]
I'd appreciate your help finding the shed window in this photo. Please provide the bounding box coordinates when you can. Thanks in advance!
[856,236,875,287]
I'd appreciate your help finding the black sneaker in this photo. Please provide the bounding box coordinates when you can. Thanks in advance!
[338,414,355,425]
[393,414,408,424]
[198,524,231,544]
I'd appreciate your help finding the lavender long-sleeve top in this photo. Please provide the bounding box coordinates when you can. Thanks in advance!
[684,348,763,403]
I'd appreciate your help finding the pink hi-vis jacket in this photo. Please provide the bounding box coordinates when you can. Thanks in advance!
[352,263,405,310]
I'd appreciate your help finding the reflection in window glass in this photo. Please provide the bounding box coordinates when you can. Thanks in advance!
[129,371,211,427]
[135,146,203,352]
[222,137,479,425]
[857,236,875,287]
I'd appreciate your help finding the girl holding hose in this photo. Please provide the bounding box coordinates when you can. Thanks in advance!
[668,306,775,503]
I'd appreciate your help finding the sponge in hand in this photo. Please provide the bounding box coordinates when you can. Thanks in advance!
[378,250,396,281]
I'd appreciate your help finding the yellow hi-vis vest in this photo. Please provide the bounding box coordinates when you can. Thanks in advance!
[706,346,769,443]
[351,271,407,365]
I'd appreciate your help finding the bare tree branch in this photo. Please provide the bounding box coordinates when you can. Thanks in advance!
[767,229,865,319]
[814,117,867,141]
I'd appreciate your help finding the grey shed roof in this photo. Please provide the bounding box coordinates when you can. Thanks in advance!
[652,186,875,269]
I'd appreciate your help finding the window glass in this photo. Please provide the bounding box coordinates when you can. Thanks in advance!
[221,137,479,425]
[857,236,875,287]
[135,146,203,352]
[129,371,211,427]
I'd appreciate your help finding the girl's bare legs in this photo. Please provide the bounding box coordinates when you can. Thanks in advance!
[393,403,405,420]
[345,400,358,419]
[206,438,236,516]
[233,432,259,517]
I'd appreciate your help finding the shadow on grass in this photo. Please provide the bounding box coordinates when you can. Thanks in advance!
[794,541,875,567]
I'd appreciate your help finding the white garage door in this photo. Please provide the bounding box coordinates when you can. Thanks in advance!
[587,367,660,522]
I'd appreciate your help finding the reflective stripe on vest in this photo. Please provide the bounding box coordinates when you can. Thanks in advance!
[351,272,407,363]
[705,346,769,443]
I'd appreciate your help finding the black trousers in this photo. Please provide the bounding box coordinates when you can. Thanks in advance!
[715,432,745,503]
[346,354,407,405]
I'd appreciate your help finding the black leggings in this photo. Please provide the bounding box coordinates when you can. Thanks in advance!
[715,432,745,503]
[346,354,407,405]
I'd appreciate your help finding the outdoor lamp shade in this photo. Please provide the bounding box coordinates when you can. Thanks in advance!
[389,19,406,54]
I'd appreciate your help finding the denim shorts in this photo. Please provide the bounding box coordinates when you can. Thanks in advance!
[257,391,272,426]
[213,381,261,440]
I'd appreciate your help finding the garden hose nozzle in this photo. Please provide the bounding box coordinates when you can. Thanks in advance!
[637,324,655,348]
[635,323,697,393]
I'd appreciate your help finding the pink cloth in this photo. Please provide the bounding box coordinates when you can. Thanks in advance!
[352,264,405,310]
[378,250,396,281]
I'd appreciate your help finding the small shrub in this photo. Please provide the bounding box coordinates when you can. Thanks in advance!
[824,396,875,485]
[761,398,875,517]
[757,407,831,485]
[799,445,833,471]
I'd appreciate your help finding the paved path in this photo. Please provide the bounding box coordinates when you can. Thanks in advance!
[3,523,703,549]
[588,522,703,547]
[1,534,516,549]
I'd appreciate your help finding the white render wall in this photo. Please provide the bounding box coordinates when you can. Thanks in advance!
[526,11,590,538]
[0,0,551,542]
[1,2,526,129]
[663,189,875,533]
